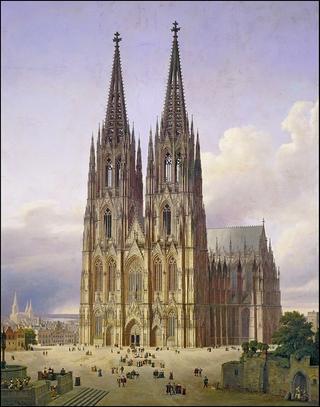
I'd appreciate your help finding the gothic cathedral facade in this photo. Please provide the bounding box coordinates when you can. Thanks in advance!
[79,24,281,348]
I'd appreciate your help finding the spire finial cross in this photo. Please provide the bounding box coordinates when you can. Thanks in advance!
[262,217,265,226]
[113,32,122,47]
[171,21,180,37]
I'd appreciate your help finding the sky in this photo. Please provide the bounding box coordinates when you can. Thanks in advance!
[1,1,319,316]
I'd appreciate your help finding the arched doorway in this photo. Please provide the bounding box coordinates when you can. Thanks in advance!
[292,372,309,400]
[241,308,250,342]
[125,319,141,346]
[151,326,162,347]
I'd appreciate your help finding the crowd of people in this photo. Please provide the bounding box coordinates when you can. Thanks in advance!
[1,376,31,390]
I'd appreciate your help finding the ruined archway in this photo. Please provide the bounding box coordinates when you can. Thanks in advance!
[292,371,309,400]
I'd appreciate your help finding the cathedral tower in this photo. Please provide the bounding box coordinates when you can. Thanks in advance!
[79,23,281,348]
[145,21,210,347]
[79,32,143,345]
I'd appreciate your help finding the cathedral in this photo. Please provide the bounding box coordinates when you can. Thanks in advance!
[9,292,38,326]
[79,23,281,348]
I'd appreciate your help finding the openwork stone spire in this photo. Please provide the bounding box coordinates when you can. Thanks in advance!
[104,32,128,145]
[162,21,187,139]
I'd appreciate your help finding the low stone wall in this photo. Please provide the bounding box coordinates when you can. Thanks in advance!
[57,371,73,395]
[221,361,242,389]
[1,380,51,406]
[242,357,265,392]
[1,365,27,380]
[222,355,319,402]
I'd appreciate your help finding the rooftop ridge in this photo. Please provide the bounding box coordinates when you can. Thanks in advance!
[207,225,262,230]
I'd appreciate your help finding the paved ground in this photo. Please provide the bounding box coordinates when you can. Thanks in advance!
[6,346,313,406]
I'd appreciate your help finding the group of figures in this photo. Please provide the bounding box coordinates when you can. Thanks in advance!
[1,376,31,390]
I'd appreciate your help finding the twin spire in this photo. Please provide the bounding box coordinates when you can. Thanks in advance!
[162,21,187,138]
[104,21,187,145]
[104,31,128,145]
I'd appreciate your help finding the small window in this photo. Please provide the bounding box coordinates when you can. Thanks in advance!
[234,369,238,376]
[164,153,172,182]
[104,209,112,238]
[106,159,113,187]
[175,153,182,183]
[168,258,177,291]
[115,159,121,187]
[163,204,171,236]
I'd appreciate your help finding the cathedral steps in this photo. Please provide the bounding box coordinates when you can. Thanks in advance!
[49,387,109,406]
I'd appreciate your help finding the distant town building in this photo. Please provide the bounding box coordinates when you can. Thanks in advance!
[37,322,79,346]
[9,292,39,326]
[307,311,319,333]
[4,326,26,351]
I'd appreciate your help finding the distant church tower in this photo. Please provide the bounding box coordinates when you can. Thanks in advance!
[10,292,19,322]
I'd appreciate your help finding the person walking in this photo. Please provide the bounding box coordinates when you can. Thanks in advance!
[203,376,209,388]
[166,382,170,394]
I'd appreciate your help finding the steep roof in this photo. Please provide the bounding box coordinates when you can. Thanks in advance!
[104,32,128,144]
[207,225,264,253]
[162,21,188,139]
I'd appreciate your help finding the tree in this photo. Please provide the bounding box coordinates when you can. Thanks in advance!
[24,328,37,348]
[249,340,258,353]
[272,311,317,363]
[241,342,249,353]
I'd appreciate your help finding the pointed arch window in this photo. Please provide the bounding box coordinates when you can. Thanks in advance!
[106,159,113,187]
[164,153,172,182]
[128,260,143,302]
[95,260,103,292]
[163,204,171,236]
[115,159,121,188]
[154,257,162,292]
[95,315,103,337]
[175,153,182,183]
[231,269,237,290]
[104,209,112,239]
[168,258,177,291]
[168,313,176,337]
[108,259,116,292]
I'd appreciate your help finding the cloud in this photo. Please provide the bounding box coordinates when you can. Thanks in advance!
[1,200,83,315]
[202,100,319,311]
[1,101,318,316]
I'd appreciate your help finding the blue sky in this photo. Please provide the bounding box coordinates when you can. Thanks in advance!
[1,1,318,315]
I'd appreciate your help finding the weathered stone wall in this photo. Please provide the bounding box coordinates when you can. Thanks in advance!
[221,361,242,389]
[1,365,27,380]
[1,380,51,406]
[57,371,73,395]
[241,357,265,392]
[222,354,319,402]
[267,359,289,396]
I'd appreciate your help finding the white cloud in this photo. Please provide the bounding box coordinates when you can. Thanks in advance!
[202,100,319,310]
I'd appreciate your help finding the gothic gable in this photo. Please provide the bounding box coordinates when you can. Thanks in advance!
[126,216,145,246]
[166,241,178,258]
[152,241,163,259]
[106,241,117,258]
[125,239,144,262]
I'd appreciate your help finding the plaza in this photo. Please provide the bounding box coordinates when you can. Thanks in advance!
[5,346,313,406]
